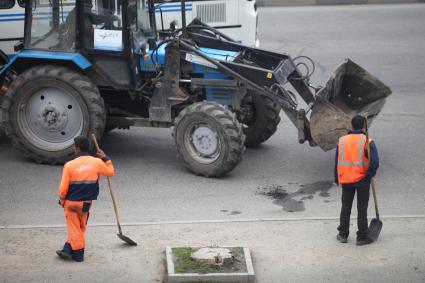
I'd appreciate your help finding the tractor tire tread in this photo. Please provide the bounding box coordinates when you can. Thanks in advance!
[243,94,281,147]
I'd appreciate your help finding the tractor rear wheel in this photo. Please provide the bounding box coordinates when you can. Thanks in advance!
[240,92,281,147]
[1,65,106,164]
[173,102,245,177]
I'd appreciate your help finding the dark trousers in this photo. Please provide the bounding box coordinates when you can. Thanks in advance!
[338,184,370,239]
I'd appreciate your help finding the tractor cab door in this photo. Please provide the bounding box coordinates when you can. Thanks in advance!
[79,0,134,89]
[79,0,156,90]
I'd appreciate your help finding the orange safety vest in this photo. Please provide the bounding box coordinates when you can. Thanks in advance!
[58,154,114,201]
[337,134,371,184]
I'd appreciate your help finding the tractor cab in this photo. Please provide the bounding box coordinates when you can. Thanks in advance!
[25,0,156,51]
[22,0,156,88]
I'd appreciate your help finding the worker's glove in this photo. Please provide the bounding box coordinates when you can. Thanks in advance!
[58,199,65,207]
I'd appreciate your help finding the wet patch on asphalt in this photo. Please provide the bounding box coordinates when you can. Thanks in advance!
[257,181,334,212]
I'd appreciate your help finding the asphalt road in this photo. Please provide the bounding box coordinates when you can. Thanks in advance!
[1,4,425,227]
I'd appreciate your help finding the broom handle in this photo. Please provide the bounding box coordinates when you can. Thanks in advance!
[92,134,123,235]
[365,120,380,220]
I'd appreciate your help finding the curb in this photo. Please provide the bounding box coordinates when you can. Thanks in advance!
[257,0,425,6]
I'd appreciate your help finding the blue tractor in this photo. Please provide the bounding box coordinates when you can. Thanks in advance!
[0,0,391,177]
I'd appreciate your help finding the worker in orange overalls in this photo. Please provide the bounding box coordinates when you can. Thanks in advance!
[335,115,379,246]
[56,136,114,262]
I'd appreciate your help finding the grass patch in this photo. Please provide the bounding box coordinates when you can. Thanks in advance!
[172,247,210,274]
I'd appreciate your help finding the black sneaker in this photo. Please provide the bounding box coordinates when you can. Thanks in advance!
[337,234,348,243]
[356,237,374,246]
[56,250,72,260]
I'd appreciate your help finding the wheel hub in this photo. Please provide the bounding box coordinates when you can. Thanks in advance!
[20,87,84,148]
[191,126,218,156]
[40,104,68,131]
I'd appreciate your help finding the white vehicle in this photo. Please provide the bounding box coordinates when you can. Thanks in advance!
[0,0,258,54]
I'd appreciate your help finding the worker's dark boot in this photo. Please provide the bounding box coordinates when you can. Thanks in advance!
[56,243,72,260]
[72,248,84,262]
[356,237,374,246]
[337,233,348,243]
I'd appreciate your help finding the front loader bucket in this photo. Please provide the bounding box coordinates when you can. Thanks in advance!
[310,59,391,151]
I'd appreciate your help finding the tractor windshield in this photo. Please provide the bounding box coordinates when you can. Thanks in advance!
[26,0,124,52]
[136,0,153,35]
[27,0,77,51]
[128,0,155,53]
[83,0,123,51]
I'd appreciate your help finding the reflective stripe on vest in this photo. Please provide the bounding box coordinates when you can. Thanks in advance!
[338,135,369,167]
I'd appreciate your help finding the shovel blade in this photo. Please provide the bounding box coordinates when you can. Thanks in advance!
[118,233,138,246]
[310,59,392,151]
[368,218,383,242]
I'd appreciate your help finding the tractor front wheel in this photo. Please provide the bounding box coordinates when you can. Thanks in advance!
[240,92,281,147]
[173,102,245,177]
[1,65,106,164]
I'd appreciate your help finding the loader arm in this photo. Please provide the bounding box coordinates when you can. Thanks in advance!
[178,38,316,145]
[178,20,391,150]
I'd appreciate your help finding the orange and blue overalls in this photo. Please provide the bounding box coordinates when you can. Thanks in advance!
[58,153,114,260]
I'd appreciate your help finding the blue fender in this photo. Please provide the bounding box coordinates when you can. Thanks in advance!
[0,50,91,77]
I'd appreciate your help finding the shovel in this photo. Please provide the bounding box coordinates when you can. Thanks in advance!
[92,134,138,246]
[364,120,382,242]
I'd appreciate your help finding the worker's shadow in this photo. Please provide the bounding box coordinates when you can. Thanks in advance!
[115,242,137,249]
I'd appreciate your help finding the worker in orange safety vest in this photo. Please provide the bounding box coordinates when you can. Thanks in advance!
[56,136,114,262]
[335,115,379,246]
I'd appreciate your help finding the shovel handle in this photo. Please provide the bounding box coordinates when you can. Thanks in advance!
[364,120,380,219]
[91,134,123,235]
